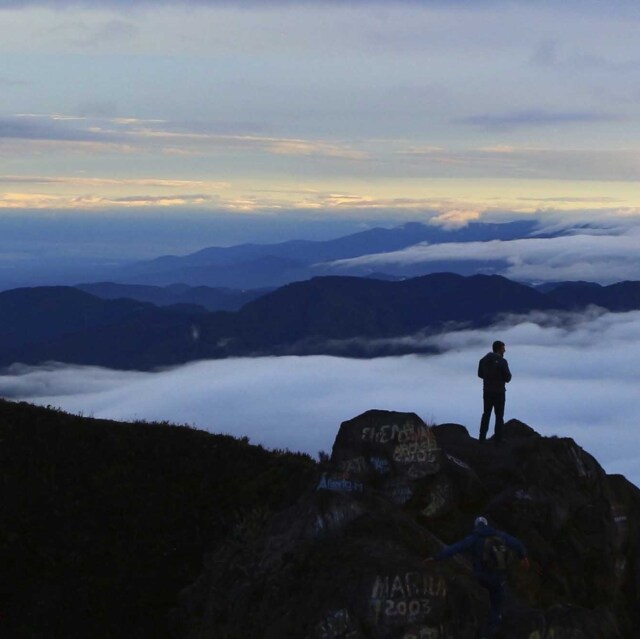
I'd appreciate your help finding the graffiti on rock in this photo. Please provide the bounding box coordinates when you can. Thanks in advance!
[446,454,470,470]
[370,456,391,475]
[383,479,414,505]
[393,442,438,464]
[315,608,362,639]
[360,420,440,476]
[312,501,366,538]
[612,503,628,528]
[566,443,590,479]
[370,572,447,626]
[403,626,449,639]
[421,481,451,518]
[361,421,436,446]
[317,473,364,494]
[338,456,369,475]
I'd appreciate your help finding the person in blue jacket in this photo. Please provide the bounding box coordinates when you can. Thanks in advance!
[478,340,512,444]
[426,516,530,639]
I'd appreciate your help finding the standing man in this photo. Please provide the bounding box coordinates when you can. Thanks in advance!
[425,516,529,639]
[478,340,511,444]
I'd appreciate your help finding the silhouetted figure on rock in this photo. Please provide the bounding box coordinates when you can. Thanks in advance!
[478,340,512,444]
[427,516,529,639]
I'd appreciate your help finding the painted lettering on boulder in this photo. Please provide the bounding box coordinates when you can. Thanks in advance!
[370,456,391,475]
[360,420,440,479]
[317,473,364,494]
[383,478,414,505]
[314,608,362,639]
[369,572,447,626]
[421,481,451,518]
[338,456,369,475]
[312,500,366,538]
[361,421,436,446]
[403,625,450,639]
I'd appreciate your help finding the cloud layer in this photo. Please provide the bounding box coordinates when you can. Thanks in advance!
[2,309,639,486]
[327,225,640,284]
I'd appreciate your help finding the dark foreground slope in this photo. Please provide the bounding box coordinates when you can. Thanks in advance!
[0,399,315,639]
[177,411,640,639]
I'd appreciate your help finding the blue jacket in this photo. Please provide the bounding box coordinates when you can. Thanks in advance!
[434,524,526,576]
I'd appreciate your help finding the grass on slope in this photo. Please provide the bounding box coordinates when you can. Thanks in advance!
[0,399,316,639]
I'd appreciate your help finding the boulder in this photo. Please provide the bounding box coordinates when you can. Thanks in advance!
[176,411,640,639]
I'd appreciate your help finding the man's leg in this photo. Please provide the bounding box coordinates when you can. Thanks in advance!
[479,393,494,441]
[478,575,505,638]
[493,393,506,443]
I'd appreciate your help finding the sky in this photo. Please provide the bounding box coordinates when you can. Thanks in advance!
[2,0,640,248]
[2,308,639,487]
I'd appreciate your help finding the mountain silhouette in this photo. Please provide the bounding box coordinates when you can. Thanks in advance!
[112,220,542,288]
[0,286,220,369]
[2,274,640,369]
[0,286,157,351]
[230,273,554,352]
[75,282,269,312]
[545,280,640,311]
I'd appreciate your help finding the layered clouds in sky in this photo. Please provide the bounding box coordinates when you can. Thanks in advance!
[2,308,639,486]
[1,0,640,217]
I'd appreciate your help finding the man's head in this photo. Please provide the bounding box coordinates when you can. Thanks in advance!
[474,516,488,528]
[492,340,506,355]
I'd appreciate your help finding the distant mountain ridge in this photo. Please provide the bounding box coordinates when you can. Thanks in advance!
[2,274,640,370]
[75,282,269,312]
[111,220,544,288]
[0,287,157,352]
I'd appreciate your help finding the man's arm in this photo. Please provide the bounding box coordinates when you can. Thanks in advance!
[432,534,476,561]
[478,359,484,380]
[502,359,512,383]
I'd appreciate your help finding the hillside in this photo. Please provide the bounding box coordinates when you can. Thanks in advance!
[4,401,637,637]
[0,399,315,639]
[230,273,555,353]
[3,275,640,369]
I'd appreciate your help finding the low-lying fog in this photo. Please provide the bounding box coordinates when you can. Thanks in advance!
[2,309,638,486]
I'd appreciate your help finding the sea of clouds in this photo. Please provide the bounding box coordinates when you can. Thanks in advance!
[327,225,640,284]
[1,309,639,485]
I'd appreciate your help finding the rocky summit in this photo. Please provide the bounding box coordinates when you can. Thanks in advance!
[176,410,640,639]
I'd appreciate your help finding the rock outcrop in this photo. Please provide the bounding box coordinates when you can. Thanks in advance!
[176,410,640,639]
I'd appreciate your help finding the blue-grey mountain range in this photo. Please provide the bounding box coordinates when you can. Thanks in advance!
[2,274,640,370]
[75,282,269,312]
[111,220,544,289]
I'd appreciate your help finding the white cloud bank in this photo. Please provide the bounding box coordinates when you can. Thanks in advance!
[1,309,639,486]
[326,227,640,284]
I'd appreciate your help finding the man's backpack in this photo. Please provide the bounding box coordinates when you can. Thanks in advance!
[482,535,509,573]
